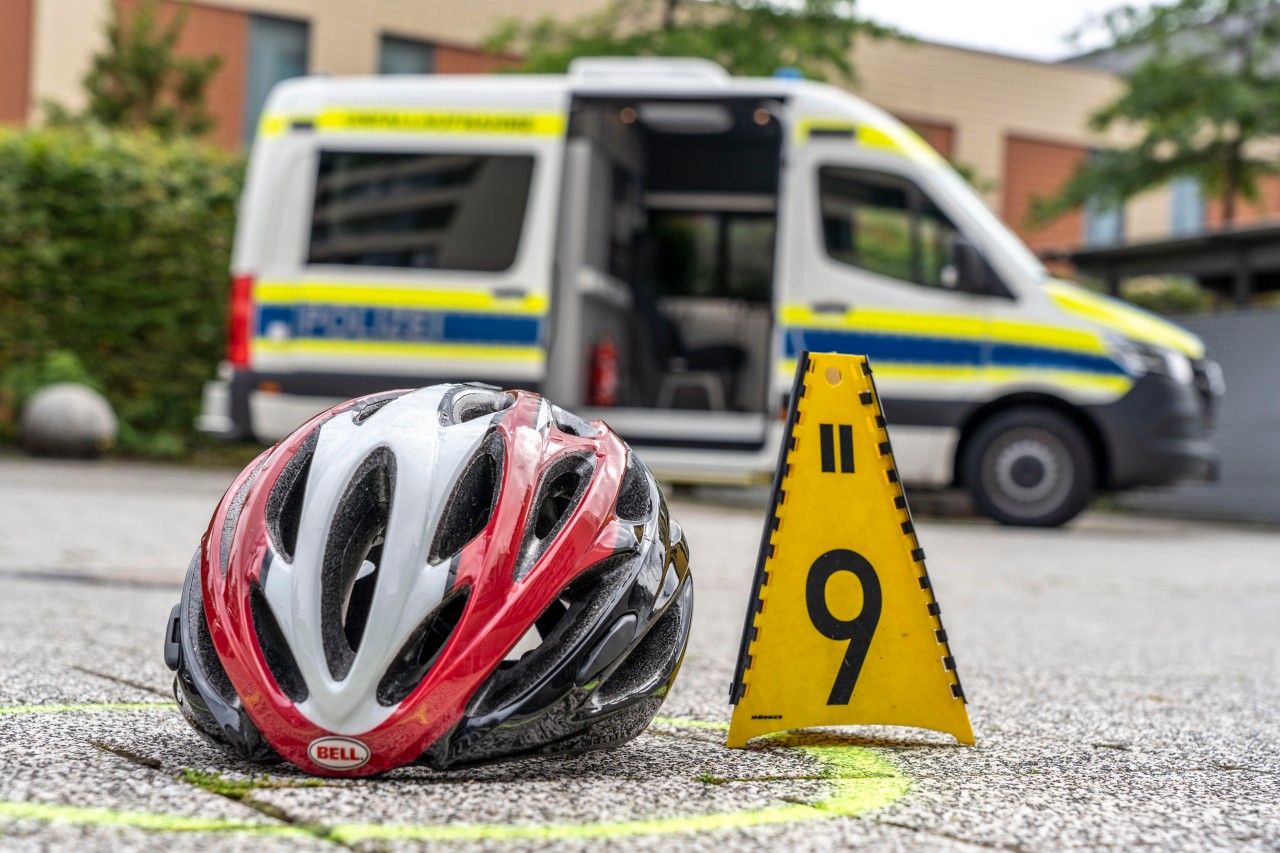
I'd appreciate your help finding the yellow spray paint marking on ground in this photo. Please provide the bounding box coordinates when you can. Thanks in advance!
[0,705,909,841]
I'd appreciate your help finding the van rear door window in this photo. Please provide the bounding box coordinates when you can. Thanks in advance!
[308,151,534,272]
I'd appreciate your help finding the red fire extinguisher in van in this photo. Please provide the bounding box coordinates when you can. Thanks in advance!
[588,335,619,406]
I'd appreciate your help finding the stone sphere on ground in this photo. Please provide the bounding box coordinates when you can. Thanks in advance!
[20,382,118,458]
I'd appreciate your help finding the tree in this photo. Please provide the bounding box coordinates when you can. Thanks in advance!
[485,0,898,85]
[1034,0,1280,227]
[49,0,221,138]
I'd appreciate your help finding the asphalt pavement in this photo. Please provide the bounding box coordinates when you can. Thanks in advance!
[1,453,1278,851]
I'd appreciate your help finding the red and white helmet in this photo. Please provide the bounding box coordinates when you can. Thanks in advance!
[164,384,692,775]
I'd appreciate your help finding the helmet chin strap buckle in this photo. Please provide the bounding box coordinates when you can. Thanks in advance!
[164,603,183,671]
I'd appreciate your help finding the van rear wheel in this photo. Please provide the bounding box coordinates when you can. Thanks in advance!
[961,408,1094,527]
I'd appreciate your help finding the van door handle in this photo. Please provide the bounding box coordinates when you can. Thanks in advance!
[493,287,528,300]
[810,301,850,315]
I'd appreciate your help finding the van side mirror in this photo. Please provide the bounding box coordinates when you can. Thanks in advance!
[946,237,1006,296]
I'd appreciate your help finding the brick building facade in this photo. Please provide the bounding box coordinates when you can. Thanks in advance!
[3,0,1277,257]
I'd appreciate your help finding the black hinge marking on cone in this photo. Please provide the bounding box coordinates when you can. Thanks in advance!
[819,423,856,474]
[863,365,969,706]
[730,352,811,705]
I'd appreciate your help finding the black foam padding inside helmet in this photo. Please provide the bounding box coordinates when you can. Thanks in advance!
[220,456,268,576]
[320,446,395,681]
[514,452,596,581]
[250,579,309,703]
[171,550,279,764]
[377,587,471,706]
[468,554,634,720]
[186,555,238,708]
[593,576,691,705]
[265,429,317,562]
[614,452,653,522]
[430,433,504,565]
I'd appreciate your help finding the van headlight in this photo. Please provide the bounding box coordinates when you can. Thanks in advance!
[1107,334,1194,384]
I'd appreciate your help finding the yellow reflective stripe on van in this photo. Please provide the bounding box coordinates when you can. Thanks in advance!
[794,118,942,164]
[781,304,984,339]
[780,304,1109,355]
[254,282,548,316]
[1045,280,1204,359]
[253,338,544,364]
[777,359,1132,395]
[259,109,567,139]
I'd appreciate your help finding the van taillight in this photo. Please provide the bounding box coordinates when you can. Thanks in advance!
[227,274,254,367]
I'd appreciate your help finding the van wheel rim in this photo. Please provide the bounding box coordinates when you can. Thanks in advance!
[985,431,1072,517]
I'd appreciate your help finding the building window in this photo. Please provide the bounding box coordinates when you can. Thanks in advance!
[1082,149,1125,247]
[1170,176,1203,236]
[308,151,535,272]
[1083,196,1124,246]
[244,15,309,144]
[379,35,435,75]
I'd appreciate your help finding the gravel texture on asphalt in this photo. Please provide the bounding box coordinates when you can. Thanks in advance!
[1,454,1278,851]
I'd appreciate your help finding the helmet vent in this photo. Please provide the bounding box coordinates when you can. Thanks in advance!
[614,452,653,522]
[515,453,595,581]
[551,405,598,438]
[265,430,318,562]
[249,582,309,703]
[497,599,568,671]
[535,471,579,538]
[377,587,470,706]
[186,558,239,706]
[429,435,503,564]
[469,555,632,717]
[321,447,395,681]
[444,387,514,426]
[593,577,690,705]
[343,545,381,652]
[220,456,269,576]
[352,391,407,425]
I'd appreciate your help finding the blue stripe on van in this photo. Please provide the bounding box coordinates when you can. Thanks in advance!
[989,342,1122,374]
[256,304,542,346]
[784,328,1125,375]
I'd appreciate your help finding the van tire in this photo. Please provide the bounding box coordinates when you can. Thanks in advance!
[961,407,1094,527]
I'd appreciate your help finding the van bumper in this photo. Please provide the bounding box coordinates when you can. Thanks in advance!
[1087,372,1220,489]
[196,364,259,441]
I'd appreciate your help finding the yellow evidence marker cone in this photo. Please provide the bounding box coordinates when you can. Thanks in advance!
[727,352,974,748]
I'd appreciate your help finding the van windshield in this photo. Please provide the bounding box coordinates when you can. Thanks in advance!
[929,164,1047,284]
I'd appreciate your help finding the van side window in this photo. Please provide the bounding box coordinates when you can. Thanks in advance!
[308,151,534,272]
[819,167,970,291]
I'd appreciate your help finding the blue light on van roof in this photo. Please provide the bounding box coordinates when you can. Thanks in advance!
[773,67,805,80]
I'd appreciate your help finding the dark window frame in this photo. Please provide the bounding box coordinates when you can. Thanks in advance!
[306,149,537,273]
[816,165,1005,298]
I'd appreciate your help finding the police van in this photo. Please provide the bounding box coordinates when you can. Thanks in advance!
[199,57,1222,526]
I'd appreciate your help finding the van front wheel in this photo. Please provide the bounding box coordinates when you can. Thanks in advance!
[961,408,1094,527]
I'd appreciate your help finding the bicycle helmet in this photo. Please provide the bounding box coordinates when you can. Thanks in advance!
[163,384,692,776]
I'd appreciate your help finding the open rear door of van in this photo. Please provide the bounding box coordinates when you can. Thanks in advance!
[546,92,785,473]
[235,87,568,440]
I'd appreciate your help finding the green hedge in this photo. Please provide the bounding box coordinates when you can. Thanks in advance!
[0,126,244,455]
